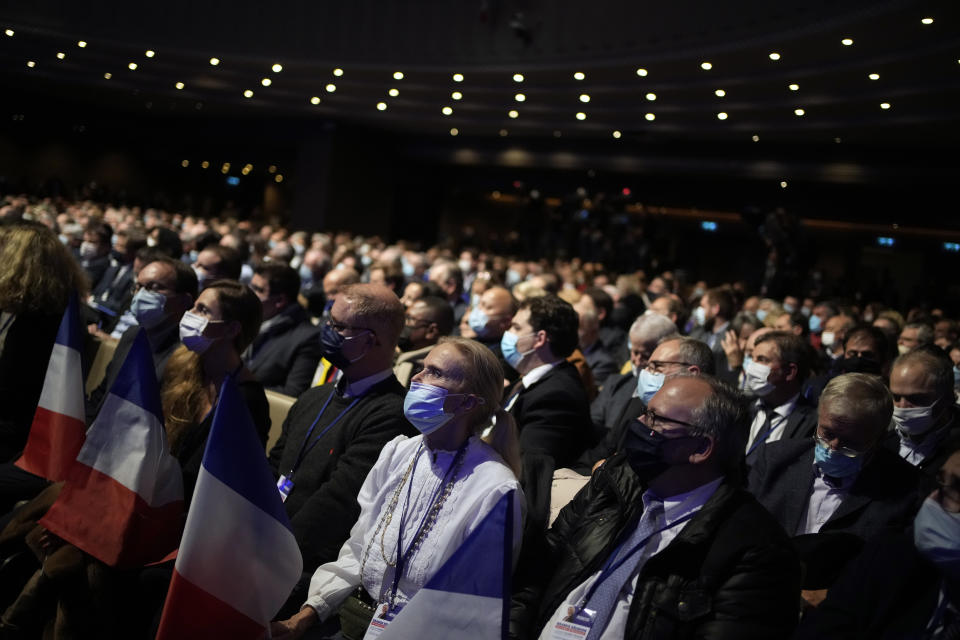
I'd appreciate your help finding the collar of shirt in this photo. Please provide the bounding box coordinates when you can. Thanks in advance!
[258,303,298,335]
[645,476,724,528]
[757,392,800,418]
[711,321,730,337]
[813,464,858,491]
[341,368,393,398]
[521,361,558,389]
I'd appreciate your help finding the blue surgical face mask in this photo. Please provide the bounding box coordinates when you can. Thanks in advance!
[800,306,811,318]
[636,368,665,404]
[299,265,313,285]
[914,497,960,582]
[756,309,768,323]
[130,289,169,329]
[808,314,822,333]
[468,306,489,336]
[403,382,480,435]
[505,269,522,287]
[814,439,864,479]
[953,365,960,388]
[782,303,795,314]
[401,259,415,278]
[500,330,534,370]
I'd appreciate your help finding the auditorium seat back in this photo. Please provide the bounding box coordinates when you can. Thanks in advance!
[85,337,119,394]
[264,390,296,452]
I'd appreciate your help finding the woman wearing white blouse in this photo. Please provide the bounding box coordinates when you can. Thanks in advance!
[271,337,524,640]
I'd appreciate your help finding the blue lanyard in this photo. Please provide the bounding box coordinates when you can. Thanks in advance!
[579,510,697,609]
[746,411,782,456]
[290,390,361,476]
[388,441,466,611]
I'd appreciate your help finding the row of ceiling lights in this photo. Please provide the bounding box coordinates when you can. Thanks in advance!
[180,160,285,182]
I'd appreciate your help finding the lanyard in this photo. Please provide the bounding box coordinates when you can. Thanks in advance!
[578,509,697,610]
[388,441,466,611]
[746,410,784,456]
[290,390,361,476]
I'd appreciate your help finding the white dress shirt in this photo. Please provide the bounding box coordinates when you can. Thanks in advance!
[304,434,523,620]
[745,393,799,453]
[504,361,559,411]
[898,417,953,466]
[538,477,724,640]
[796,467,856,535]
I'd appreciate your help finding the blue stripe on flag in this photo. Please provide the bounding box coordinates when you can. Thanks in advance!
[55,293,84,352]
[108,329,163,420]
[201,376,293,531]
[423,490,513,599]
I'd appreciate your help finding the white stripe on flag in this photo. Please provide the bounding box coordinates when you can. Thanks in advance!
[176,468,302,625]
[382,589,502,640]
[76,393,182,507]
[37,343,85,422]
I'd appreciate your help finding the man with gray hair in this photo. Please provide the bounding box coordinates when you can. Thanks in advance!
[513,374,800,639]
[898,321,935,355]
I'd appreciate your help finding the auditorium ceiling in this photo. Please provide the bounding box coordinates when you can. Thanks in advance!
[1,0,958,146]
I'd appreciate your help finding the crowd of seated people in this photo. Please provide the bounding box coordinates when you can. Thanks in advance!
[0,192,959,639]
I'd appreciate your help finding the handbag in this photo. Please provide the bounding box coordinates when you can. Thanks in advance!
[338,587,377,640]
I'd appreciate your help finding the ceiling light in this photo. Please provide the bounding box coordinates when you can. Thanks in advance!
[442,106,453,115]
[450,127,459,136]
[221,163,230,173]
[921,17,933,25]
[769,52,781,60]
[175,82,184,90]
[701,61,712,70]
[275,175,283,183]
[377,102,387,111]
[310,96,321,105]
[209,57,220,66]
[752,134,760,142]
[880,102,891,109]
[333,68,344,76]
[57,52,66,60]
[841,38,853,46]
[272,63,283,73]
[868,73,880,80]
[390,88,400,97]
[717,112,728,120]
[789,83,799,91]
[499,129,509,137]
[4,29,13,37]
[834,137,842,143]
[326,83,336,92]
[103,72,112,79]
[261,78,272,87]
[574,72,585,80]
[612,130,622,139]
[794,108,805,116]
[645,93,656,101]
[145,50,155,58]
[201,161,210,169]
[715,89,726,97]
[181,160,189,168]
[513,73,524,82]
[780,181,788,188]
[508,110,519,118]
[645,113,656,121]
[268,165,276,173]
[128,62,137,70]
[243,89,254,98]
[576,112,587,120]
[451,91,462,100]
[580,94,591,103]
[515,93,526,102]
[452,73,464,82]
[393,71,404,80]
[77,40,87,48]
[636,68,648,76]
[26,60,35,68]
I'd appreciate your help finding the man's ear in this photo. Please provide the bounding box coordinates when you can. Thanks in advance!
[784,361,799,383]
[688,436,715,465]
[425,322,440,342]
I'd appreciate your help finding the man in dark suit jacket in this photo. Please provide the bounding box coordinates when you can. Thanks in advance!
[748,373,922,592]
[89,228,147,316]
[688,287,737,385]
[502,295,591,531]
[572,293,619,388]
[741,331,818,466]
[246,264,323,398]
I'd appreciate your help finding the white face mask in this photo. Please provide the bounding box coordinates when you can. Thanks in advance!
[179,311,223,354]
[693,306,707,326]
[821,331,836,348]
[744,360,775,396]
[893,402,938,436]
[80,241,99,259]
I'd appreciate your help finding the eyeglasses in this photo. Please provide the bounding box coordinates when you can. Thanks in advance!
[324,318,374,336]
[645,360,693,374]
[812,433,868,458]
[639,407,703,434]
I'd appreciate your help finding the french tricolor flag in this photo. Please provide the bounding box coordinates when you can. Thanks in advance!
[15,293,86,481]
[156,375,302,640]
[39,329,184,568]
[380,490,516,640]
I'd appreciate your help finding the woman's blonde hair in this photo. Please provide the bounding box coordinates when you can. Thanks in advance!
[0,223,88,314]
[438,337,522,478]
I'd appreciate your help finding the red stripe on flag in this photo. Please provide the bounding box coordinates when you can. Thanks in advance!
[15,406,86,481]
[156,570,265,640]
[39,463,183,568]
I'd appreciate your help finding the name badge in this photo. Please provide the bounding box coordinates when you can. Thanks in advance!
[363,603,396,640]
[550,606,594,640]
[277,475,294,502]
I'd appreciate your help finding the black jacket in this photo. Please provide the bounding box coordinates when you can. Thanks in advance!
[245,304,322,397]
[267,375,417,573]
[90,260,135,314]
[511,455,801,639]
[880,406,960,491]
[582,341,619,388]
[743,393,818,465]
[574,373,645,474]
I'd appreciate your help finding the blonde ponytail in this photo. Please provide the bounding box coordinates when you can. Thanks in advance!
[483,408,522,479]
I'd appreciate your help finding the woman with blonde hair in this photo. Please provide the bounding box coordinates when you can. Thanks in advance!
[0,222,88,462]
[271,336,523,640]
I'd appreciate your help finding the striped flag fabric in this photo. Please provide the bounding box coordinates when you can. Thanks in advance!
[15,293,86,481]
[155,375,302,640]
[38,329,184,568]
[379,490,516,640]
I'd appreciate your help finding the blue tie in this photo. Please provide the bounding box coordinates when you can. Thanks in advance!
[583,499,664,639]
